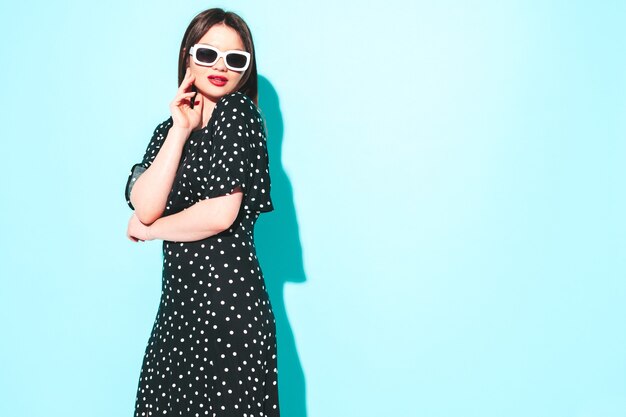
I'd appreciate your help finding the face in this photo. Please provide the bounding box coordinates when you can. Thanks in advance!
[187,23,247,102]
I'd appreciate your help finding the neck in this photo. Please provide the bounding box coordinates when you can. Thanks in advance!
[200,94,218,128]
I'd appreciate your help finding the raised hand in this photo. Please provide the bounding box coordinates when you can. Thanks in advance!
[170,67,203,132]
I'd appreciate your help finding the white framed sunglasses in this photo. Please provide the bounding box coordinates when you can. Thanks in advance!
[189,44,251,72]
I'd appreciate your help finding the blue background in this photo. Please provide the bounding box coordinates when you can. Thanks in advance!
[1,1,625,416]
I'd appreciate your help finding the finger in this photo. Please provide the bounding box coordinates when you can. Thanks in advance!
[173,92,197,104]
[180,73,195,87]
[172,84,196,103]
[177,70,196,94]
[181,67,191,84]
[173,93,199,108]
[190,95,202,115]
[176,91,197,98]
[197,94,203,111]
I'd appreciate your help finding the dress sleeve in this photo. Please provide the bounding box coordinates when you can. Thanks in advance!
[124,117,173,210]
[200,92,274,213]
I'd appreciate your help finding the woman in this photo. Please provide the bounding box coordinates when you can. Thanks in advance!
[124,8,280,416]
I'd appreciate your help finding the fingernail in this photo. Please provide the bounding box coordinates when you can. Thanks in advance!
[194,101,199,105]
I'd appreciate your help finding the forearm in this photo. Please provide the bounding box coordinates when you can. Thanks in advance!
[130,126,191,224]
[146,192,243,242]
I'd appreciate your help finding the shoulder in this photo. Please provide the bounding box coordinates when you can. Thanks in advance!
[214,91,262,126]
[146,116,173,147]
[155,116,173,132]
[151,116,173,138]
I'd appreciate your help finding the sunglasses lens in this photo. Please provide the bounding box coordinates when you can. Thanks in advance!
[226,53,248,70]
[196,47,218,64]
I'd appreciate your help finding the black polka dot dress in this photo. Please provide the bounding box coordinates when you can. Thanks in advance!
[125,91,280,417]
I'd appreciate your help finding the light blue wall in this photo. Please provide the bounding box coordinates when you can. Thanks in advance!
[1,1,624,416]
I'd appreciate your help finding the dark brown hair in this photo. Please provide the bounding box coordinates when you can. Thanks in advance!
[177,8,258,105]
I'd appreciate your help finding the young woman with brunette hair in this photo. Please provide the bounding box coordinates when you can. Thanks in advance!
[124,8,280,416]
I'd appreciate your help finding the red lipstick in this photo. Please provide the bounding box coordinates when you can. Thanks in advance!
[208,75,228,87]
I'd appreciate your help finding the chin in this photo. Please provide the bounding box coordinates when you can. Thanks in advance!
[201,84,236,100]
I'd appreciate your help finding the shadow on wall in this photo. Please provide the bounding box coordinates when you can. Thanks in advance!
[255,75,308,417]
